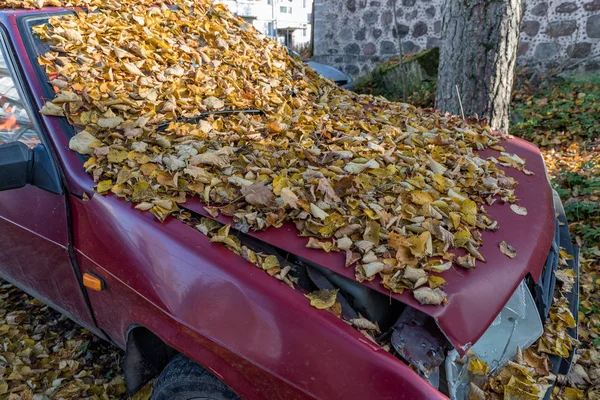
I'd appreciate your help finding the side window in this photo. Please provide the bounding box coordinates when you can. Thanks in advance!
[0,49,39,148]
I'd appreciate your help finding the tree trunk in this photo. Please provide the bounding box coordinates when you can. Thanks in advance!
[435,0,523,133]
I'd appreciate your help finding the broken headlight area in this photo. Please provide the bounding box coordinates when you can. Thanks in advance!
[180,209,547,398]
[444,280,543,399]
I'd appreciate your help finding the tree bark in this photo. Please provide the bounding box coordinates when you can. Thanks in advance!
[435,0,523,133]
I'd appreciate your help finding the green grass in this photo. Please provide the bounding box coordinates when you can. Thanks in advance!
[509,76,600,253]
[510,76,600,144]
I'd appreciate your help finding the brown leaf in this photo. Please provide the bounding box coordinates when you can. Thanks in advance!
[40,102,64,116]
[317,178,341,204]
[190,147,233,168]
[499,240,517,259]
[69,131,99,155]
[241,181,274,206]
[345,250,361,267]
[413,287,447,305]
[455,254,476,269]
[280,187,299,208]
[350,318,380,332]
[468,383,486,400]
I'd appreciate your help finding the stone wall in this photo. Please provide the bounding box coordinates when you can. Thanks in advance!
[312,0,600,77]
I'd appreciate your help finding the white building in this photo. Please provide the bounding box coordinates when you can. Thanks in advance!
[216,0,313,51]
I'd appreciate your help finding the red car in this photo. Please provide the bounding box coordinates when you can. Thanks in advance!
[0,6,579,400]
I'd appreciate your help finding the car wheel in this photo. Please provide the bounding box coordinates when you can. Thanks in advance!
[151,354,239,400]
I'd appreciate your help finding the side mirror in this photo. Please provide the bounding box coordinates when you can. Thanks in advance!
[0,141,33,191]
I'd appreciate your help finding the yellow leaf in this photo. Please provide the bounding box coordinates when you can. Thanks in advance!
[280,187,299,208]
[503,376,538,400]
[261,255,280,270]
[306,237,333,252]
[96,180,112,194]
[363,220,381,245]
[449,212,461,229]
[0,381,8,395]
[461,199,478,225]
[107,148,128,163]
[468,358,490,376]
[272,176,289,195]
[407,231,432,257]
[411,190,433,205]
[428,276,446,289]
[388,232,410,250]
[563,387,585,400]
[69,131,98,155]
[83,156,97,169]
[453,229,471,248]
[304,289,338,310]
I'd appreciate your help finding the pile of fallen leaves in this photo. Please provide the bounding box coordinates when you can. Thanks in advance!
[28,0,527,306]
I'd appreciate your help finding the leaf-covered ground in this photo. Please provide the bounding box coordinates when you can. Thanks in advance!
[1,68,599,398]
[0,281,128,399]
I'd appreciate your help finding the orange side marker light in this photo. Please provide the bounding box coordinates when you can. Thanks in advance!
[83,273,105,291]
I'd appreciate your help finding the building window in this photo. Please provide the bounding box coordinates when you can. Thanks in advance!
[279,5,286,12]
[303,27,307,37]
[303,0,306,7]
[267,22,274,36]
[267,0,271,4]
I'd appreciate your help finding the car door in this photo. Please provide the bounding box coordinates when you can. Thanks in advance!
[0,27,97,332]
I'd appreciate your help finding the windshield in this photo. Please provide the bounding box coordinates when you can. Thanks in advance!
[20,11,263,141]
[19,11,78,143]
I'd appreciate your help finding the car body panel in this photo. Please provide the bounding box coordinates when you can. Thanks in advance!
[70,192,446,399]
[0,185,96,329]
[182,137,555,352]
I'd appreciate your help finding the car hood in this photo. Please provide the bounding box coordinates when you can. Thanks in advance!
[182,136,554,353]
[307,61,351,83]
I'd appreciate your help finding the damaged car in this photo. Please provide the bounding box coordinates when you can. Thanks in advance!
[0,2,579,400]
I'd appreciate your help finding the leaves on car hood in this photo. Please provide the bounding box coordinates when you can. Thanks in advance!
[29,0,527,307]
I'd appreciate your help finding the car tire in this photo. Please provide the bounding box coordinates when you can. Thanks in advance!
[151,354,239,400]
